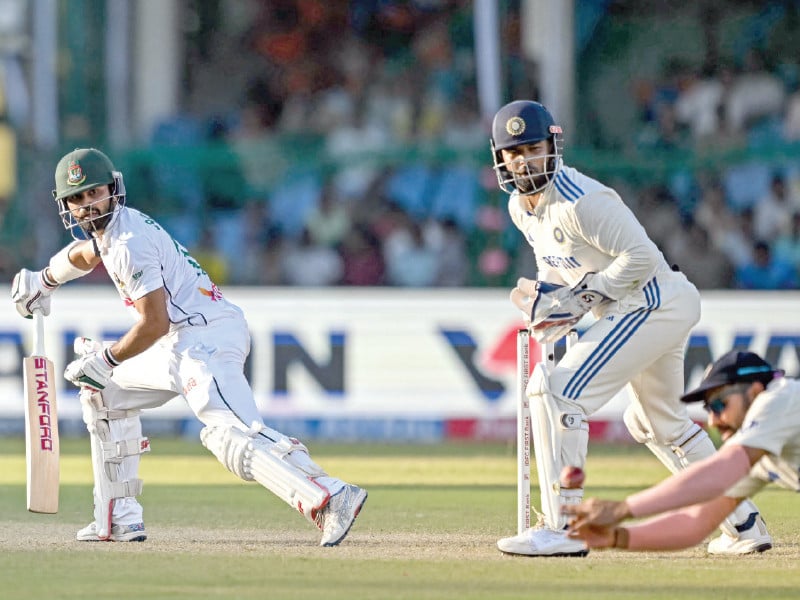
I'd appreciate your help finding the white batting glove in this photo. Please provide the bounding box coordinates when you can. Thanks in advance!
[64,348,120,390]
[11,268,60,318]
[74,336,105,356]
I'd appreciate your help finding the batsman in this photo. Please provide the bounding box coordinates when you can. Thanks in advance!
[11,148,367,545]
[491,101,771,557]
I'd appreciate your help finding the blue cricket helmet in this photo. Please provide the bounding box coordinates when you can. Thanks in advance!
[490,100,563,195]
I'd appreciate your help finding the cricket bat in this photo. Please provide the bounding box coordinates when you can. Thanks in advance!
[23,310,60,513]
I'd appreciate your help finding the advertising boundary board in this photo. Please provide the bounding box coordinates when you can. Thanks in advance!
[0,287,798,442]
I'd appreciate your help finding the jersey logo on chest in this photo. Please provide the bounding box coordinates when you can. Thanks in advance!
[542,255,582,269]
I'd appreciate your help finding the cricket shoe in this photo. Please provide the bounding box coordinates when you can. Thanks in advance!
[316,484,367,547]
[497,526,589,557]
[707,514,772,555]
[76,522,147,542]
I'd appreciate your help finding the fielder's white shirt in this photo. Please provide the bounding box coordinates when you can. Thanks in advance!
[508,163,677,310]
[724,377,800,497]
[96,206,242,329]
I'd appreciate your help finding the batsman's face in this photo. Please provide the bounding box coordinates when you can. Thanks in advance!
[64,184,115,232]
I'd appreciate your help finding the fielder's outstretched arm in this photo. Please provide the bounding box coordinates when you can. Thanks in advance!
[624,443,757,517]
[565,443,760,527]
[571,495,739,550]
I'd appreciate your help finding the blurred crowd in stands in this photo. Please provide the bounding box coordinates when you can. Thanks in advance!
[4,1,800,290]
[124,0,498,288]
[627,39,800,290]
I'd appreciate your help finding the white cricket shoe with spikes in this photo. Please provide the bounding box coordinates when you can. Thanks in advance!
[316,484,367,547]
[497,525,589,557]
[707,514,772,555]
[77,521,147,542]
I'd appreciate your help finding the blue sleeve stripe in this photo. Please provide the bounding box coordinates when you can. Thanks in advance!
[554,171,584,203]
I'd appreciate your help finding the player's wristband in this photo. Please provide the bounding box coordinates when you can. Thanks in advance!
[103,347,121,367]
[40,269,59,290]
[612,527,629,549]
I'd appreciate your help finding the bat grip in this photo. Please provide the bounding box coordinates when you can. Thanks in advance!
[32,310,46,357]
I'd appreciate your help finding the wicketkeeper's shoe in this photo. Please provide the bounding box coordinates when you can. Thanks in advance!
[76,522,147,542]
[497,527,589,557]
[316,484,368,547]
[707,514,772,555]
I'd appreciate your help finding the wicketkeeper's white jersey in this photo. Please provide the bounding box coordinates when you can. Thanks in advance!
[96,206,242,329]
[508,162,702,438]
[508,163,676,308]
[725,377,800,497]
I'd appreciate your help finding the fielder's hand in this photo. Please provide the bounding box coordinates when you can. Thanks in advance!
[565,522,617,549]
[64,349,118,390]
[562,498,632,530]
[11,268,59,318]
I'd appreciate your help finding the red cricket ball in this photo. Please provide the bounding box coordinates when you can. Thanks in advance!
[560,465,585,489]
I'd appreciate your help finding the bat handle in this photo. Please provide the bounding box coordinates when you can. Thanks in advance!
[32,310,46,357]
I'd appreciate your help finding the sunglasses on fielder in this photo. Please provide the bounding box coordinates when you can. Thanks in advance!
[704,384,749,416]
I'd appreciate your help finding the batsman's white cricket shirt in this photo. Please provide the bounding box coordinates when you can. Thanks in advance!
[725,377,800,497]
[96,206,242,330]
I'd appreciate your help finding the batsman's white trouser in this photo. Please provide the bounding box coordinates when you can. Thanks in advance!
[92,314,344,524]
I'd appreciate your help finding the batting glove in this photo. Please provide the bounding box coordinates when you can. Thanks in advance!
[64,348,120,390]
[11,268,60,318]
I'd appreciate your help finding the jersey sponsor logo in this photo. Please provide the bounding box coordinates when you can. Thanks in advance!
[67,160,86,186]
[541,255,581,269]
[132,270,143,280]
[553,227,564,243]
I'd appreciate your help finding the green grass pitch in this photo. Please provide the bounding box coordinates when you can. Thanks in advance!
[1,436,798,600]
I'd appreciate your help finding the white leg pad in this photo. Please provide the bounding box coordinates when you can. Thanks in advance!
[200,423,331,524]
[79,388,149,539]
[528,363,589,530]
[623,404,765,539]
[624,405,714,473]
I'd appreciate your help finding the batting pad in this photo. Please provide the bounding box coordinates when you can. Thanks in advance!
[528,363,588,530]
[80,388,148,539]
[201,424,331,524]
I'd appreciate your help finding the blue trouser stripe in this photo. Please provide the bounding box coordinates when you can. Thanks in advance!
[562,279,662,400]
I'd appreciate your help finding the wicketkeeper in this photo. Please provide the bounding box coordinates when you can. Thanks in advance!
[491,100,770,557]
[11,148,367,545]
